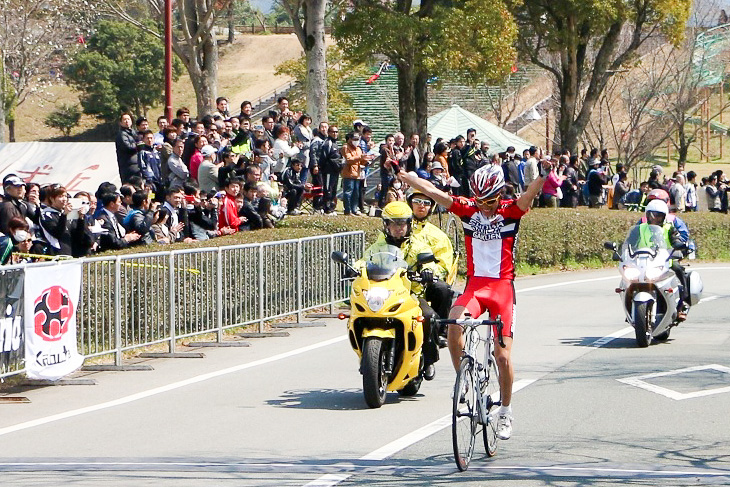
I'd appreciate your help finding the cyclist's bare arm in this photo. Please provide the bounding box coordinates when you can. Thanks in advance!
[398,171,454,209]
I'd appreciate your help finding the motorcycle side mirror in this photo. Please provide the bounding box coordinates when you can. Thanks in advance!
[416,252,436,266]
[331,251,348,265]
[603,241,617,251]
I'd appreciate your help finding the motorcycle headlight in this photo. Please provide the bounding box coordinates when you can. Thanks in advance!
[363,287,391,312]
[644,266,665,282]
[621,265,640,281]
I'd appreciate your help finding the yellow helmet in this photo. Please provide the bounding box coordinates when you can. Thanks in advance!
[382,201,412,245]
[382,201,413,221]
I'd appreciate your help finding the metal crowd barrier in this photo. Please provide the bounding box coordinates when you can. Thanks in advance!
[0,231,364,379]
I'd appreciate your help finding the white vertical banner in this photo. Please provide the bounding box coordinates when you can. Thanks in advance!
[24,262,84,380]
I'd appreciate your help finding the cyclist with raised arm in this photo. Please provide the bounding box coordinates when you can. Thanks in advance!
[397,155,550,440]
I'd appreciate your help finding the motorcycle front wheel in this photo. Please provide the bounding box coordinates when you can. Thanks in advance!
[362,337,388,408]
[633,301,652,348]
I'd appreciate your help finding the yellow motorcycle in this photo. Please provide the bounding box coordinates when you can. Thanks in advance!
[332,246,435,408]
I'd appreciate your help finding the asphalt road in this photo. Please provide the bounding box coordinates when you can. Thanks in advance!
[0,265,729,486]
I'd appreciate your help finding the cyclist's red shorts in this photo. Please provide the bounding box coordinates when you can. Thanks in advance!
[453,277,515,338]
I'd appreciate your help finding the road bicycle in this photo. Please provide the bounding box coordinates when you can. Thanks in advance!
[438,314,504,471]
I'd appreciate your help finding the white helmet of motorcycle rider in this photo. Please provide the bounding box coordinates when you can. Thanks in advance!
[645,199,669,225]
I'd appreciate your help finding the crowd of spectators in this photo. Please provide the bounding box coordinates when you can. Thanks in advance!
[1,93,728,264]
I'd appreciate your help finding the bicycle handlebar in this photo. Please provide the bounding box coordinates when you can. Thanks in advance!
[435,315,506,348]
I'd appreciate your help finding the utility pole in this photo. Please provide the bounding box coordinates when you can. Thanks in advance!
[164,0,173,123]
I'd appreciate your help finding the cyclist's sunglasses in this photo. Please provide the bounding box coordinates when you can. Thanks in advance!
[411,198,433,207]
[475,195,501,207]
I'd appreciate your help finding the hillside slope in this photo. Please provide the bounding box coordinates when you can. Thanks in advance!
[11,34,306,142]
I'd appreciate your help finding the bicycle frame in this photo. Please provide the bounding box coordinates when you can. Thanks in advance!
[464,319,502,424]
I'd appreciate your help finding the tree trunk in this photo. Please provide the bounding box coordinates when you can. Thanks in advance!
[677,132,689,163]
[182,32,218,117]
[227,1,235,44]
[396,62,417,136]
[0,99,5,144]
[305,0,327,123]
[177,0,218,116]
[8,119,14,142]
[414,69,429,147]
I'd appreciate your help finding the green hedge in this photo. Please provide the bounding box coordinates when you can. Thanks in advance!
[105,210,730,270]
[281,210,730,272]
[518,208,730,267]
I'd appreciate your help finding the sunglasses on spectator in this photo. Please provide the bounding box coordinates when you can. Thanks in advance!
[411,198,433,207]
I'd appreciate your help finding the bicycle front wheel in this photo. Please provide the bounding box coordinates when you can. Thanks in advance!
[452,358,478,471]
[482,357,501,457]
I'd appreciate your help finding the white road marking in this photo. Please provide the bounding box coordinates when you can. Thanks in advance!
[591,327,633,347]
[303,379,537,487]
[0,336,348,438]
[617,364,730,400]
[515,266,730,295]
[516,276,616,293]
[699,295,719,304]
[0,461,728,478]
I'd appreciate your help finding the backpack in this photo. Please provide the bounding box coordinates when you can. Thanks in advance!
[122,209,142,229]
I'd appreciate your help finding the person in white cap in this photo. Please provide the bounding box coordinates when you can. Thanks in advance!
[197,145,222,194]
[0,175,30,235]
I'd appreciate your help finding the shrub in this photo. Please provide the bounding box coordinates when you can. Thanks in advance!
[44,104,82,138]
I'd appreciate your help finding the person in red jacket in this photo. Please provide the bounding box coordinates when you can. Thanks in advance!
[218,177,243,233]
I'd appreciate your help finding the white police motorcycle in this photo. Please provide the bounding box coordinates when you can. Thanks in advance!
[605,225,703,347]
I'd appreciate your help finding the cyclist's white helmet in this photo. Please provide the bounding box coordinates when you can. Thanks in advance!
[469,164,505,200]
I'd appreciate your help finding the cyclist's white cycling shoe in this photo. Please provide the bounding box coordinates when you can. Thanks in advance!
[496,413,513,440]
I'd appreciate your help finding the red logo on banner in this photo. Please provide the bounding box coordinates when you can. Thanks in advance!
[33,286,74,342]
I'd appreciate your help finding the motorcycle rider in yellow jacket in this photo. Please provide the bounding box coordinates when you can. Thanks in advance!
[407,191,455,345]
[358,201,442,380]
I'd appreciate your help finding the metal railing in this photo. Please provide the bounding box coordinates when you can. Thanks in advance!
[0,231,364,379]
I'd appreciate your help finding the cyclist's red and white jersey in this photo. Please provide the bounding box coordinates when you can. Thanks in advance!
[449,196,527,279]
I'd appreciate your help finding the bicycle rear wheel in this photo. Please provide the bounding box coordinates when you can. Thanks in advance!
[445,214,461,252]
[482,357,501,456]
[452,358,478,471]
